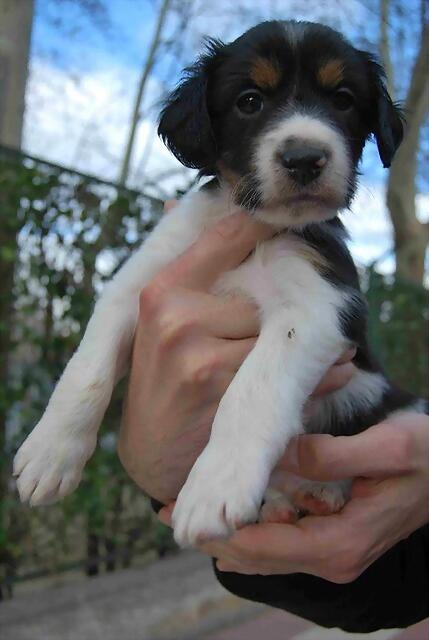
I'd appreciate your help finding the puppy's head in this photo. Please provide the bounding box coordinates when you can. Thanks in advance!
[159,21,404,227]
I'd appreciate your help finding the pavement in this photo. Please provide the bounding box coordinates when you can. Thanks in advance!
[1,550,429,640]
[0,551,263,640]
[207,608,429,640]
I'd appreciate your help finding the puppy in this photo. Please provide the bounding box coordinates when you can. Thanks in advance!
[14,20,427,547]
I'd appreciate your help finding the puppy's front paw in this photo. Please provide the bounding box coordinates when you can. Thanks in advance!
[172,448,266,547]
[13,420,96,506]
[292,480,350,516]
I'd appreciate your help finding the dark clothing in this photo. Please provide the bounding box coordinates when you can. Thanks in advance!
[214,524,429,633]
[152,499,429,633]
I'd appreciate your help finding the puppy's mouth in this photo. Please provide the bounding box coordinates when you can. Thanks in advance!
[286,194,330,205]
[265,185,344,211]
[284,191,342,211]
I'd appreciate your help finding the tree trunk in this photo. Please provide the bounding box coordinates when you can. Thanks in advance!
[0,0,34,148]
[386,24,429,283]
[0,1,33,599]
[85,533,100,576]
[380,1,429,285]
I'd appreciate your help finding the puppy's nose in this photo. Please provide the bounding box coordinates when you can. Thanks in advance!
[281,146,328,186]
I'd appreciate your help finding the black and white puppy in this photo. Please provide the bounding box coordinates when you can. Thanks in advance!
[14,20,426,546]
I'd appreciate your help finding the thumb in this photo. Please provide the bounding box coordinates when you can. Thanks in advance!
[278,417,419,481]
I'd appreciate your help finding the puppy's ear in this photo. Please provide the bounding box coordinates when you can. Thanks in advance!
[362,53,405,168]
[158,40,224,172]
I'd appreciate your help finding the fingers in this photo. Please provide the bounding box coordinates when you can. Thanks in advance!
[311,347,357,398]
[280,416,424,481]
[164,199,178,212]
[159,504,174,526]
[142,289,260,341]
[160,504,329,576]
[198,520,338,577]
[311,362,356,397]
[216,560,251,573]
[155,212,274,291]
[171,337,256,402]
[196,295,259,339]
[215,337,257,372]
[335,347,357,365]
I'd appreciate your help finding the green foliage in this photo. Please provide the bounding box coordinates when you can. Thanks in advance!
[0,147,172,593]
[366,268,429,398]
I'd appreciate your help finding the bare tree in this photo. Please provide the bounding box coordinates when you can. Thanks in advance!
[381,0,429,284]
[118,0,172,186]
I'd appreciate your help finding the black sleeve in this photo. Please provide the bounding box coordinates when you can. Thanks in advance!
[213,524,429,633]
[151,498,429,632]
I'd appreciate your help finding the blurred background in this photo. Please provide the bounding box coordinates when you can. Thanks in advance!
[0,1,428,638]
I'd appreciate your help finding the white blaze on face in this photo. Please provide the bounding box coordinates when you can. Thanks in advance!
[253,114,351,215]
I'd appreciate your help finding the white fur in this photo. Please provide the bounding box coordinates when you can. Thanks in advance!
[254,114,350,225]
[173,234,349,544]
[307,370,389,434]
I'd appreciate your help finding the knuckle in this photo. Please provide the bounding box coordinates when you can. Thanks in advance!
[157,312,197,351]
[180,353,219,386]
[139,283,165,321]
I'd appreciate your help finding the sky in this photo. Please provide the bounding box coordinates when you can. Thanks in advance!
[22,0,428,271]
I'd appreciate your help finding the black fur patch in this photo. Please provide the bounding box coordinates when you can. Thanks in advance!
[158,20,404,179]
[159,21,422,436]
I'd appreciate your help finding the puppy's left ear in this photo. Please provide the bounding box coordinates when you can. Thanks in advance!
[363,53,405,168]
[158,40,224,172]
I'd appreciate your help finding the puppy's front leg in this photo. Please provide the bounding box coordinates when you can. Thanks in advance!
[13,283,139,506]
[173,304,345,546]
[13,201,207,506]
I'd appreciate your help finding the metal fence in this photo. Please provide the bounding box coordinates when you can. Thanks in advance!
[0,145,427,598]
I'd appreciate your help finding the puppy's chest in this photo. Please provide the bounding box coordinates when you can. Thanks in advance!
[213,234,332,314]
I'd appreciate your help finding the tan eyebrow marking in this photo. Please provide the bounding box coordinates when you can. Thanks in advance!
[318,59,345,88]
[249,56,281,90]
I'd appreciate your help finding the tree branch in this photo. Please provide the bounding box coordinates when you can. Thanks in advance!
[379,0,395,98]
[118,0,172,187]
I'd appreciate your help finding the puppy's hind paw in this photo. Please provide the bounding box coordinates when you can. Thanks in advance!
[292,480,350,516]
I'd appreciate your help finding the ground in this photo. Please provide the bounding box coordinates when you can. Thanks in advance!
[1,550,428,640]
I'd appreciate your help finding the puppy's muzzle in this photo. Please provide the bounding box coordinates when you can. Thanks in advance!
[278,140,330,187]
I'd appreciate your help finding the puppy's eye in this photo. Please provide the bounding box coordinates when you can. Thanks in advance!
[332,87,355,111]
[236,90,264,116]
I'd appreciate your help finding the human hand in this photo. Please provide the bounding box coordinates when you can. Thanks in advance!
[118,202,356,504]
[159,412,429,583]
[118,209,273,503]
